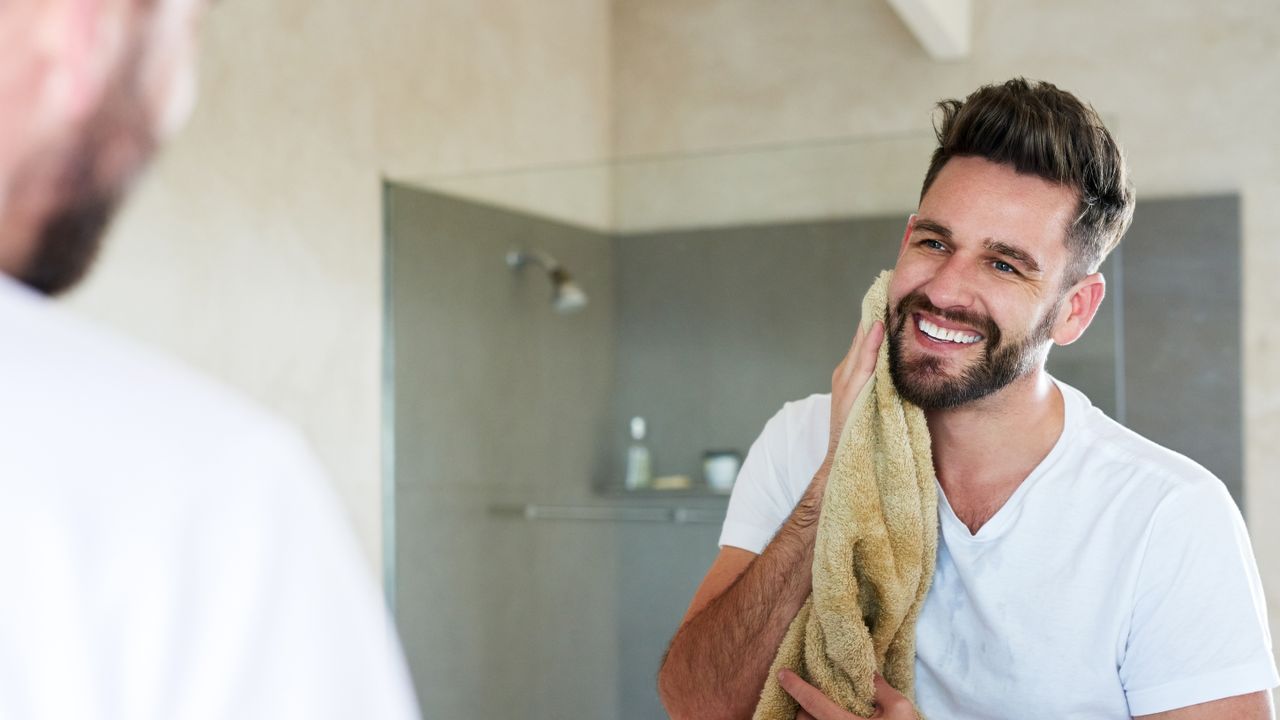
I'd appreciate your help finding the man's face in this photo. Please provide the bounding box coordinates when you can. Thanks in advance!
[13,0,205,295]
[886,156,1079,410]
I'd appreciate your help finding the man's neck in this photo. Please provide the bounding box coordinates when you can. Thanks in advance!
[924,369,1065,492]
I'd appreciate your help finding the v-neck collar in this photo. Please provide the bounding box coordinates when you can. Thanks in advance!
[936,377,1079,543]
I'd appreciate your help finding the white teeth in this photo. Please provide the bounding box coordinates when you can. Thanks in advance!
[918,317,982,344]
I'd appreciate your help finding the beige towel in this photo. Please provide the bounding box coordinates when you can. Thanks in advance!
[753,270,938,719]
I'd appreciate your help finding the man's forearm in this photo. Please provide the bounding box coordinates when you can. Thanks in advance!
[659,475,826,720]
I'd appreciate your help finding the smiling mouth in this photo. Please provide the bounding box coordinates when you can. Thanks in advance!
[915,314,983,345]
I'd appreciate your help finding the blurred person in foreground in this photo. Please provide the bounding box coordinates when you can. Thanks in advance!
[0,1,419,717]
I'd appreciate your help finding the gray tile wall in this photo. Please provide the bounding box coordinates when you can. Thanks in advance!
[1121,194,1243,503]
[386,184,621,718]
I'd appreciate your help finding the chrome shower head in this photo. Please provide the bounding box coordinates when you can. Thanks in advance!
[506,249,589,315]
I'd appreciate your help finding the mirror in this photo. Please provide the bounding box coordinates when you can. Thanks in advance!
[382,136,1241,717]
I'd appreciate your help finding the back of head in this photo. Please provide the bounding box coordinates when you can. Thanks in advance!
[920,78,1135,285]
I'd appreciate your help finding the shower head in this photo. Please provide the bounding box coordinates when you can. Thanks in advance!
[505,249,589,315]
[549,269,589,314]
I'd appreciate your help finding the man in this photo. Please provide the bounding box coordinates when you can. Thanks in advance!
[0,1,418,717]
[658,79,1277,720]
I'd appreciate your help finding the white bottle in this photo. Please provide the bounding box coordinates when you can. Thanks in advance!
[624,416,652,491]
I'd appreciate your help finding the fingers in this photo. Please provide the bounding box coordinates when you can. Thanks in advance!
[836,320,884,384]
[837,321,885,400]
[849,318,867,358]
[828,319,888,458]
[834,321,867,384]
[871,674,915,719]
[872,673,900,702]
[853,320,885,378]
[779,670,915,720]
[778,670,852,720]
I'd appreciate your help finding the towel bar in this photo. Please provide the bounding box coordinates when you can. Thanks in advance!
[488,503,724,525]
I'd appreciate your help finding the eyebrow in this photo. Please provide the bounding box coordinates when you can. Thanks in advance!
[912,218,952,240]
[984,239,1042,274]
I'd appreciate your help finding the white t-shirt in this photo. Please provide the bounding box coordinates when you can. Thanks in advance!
[0,277,420,719]
[722,379,1278,717]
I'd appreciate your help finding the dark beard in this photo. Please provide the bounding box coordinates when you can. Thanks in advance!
[887,289,1056,410]
[21,169,123,296]
[17,46,153,296]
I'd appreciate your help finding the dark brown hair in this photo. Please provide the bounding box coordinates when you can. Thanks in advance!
[920,78,1135,284]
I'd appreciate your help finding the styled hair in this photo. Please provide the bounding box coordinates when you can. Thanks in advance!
[920,78,1135,284]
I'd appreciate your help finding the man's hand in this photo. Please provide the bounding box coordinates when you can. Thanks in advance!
[823,319,886,477]
[796,318,886,526]
[778,670,918,720]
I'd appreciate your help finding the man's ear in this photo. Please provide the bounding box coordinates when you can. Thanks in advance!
[1052,272,1106,346]
[897,214,917,260]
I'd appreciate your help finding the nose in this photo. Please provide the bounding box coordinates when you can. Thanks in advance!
[922,255,977,311]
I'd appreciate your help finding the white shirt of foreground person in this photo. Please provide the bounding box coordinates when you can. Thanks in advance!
[0,277,419,719]
[722,378,1278,718]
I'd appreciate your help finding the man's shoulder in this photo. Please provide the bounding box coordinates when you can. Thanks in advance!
[1060,381,1224,498]
[759,392,831,451]
[776,392,831,425]
[755,392,833,476]
[0,279,306,488]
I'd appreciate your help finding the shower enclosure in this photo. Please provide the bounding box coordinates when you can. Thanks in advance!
[382,135,1242,718]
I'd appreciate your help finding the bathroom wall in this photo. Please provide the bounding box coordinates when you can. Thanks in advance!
[1122,195,1242,499]
[386,183,620,717]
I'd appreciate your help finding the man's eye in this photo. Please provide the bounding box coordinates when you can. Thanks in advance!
[993,260,1017,274]
[921,239,946,251]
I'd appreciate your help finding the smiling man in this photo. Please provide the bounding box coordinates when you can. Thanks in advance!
[658,79,1277,720]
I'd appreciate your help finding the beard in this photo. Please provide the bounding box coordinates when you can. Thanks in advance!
[887,289,1057,410]
[16,47,156,296]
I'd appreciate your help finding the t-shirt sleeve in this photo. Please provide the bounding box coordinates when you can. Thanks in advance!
[718,402,807,554]
[1119,477,1280,716]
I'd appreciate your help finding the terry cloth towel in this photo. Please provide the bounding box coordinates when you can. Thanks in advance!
[753,270,938,720]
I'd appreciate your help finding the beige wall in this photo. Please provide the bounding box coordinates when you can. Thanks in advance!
[613,0,1280,194]
[613,0,1280,658]
[66,0,613,568]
